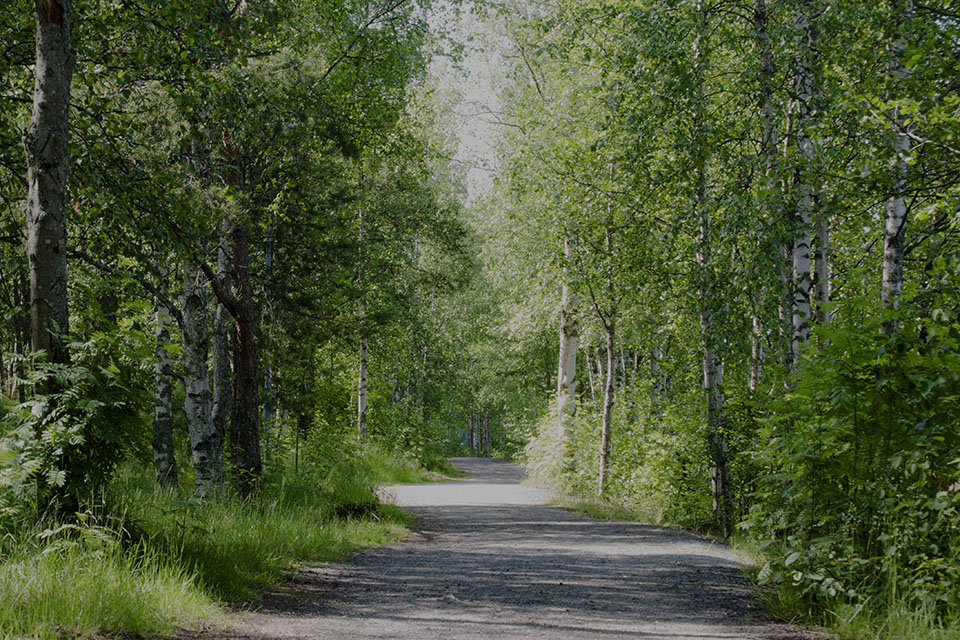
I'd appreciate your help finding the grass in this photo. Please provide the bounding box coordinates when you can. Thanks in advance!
[830,599,960,640]
[361,443,461,484]
[0,447,431,639]
[0,528,216,640]
[558,499,661,524]
[733,540,960,640]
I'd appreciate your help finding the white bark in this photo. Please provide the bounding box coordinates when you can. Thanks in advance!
[556,232,578,443]
[882,0,913,331]
[211,222,231,469]
[598,320,615,497]
[814,216,831,324]
[693,1,731,537]
[790,1,821,362]
[25,0,75,366]
[153,276,178,489]
[358,335,368,440]
[262,225,274,459]
[182,262,221,497]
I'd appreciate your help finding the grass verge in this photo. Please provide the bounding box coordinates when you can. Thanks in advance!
[735,542,960,640]
[0,451,422,639]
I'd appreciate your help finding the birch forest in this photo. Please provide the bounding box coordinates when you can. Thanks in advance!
[1,0,960,637]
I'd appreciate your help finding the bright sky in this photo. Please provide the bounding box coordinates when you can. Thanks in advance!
[429,1,508,204]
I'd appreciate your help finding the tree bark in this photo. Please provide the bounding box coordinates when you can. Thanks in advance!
[357,335,368,440]
[814,215,831,324]
[211,221,232,465]
[262,225,274,460]
[228,222,262,496]
[556,232,578,444]
[790,0,821,362]
[752,0,775,390]
[693,1,731,538]
[598,319,615,498]
[182,262,221,497]
[152,271,178,489]
[24,0,74,366]
[881,0,913,333]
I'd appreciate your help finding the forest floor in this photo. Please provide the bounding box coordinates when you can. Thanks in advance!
[229,458,828,640]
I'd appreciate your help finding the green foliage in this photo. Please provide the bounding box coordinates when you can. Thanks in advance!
[0,347,148,518]
[113,464,408,603]
[746,299,960,612]
[0,517,215,640]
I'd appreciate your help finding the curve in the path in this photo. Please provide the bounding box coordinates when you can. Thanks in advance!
[236,458,824,640]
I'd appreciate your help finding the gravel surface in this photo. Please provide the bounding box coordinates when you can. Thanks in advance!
[233,458,827,640]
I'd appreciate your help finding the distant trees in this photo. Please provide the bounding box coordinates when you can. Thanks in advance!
[477,0,960,614]
[0,0,475,509]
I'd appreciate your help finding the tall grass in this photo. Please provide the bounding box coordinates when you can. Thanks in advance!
[0,448,425,638]
[0,525,215,640]
[360,442,460,484]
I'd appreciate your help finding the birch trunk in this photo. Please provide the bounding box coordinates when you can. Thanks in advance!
[752,0,775,390]
[262,225,274,459]
[211,222,232,464]
[182,262,221,497]
[693,2,731,537]
[24,0,74,366]
[484,412,492,458]
[229,222,262,496]
[814,216,831,324]
[598,319,615,498]
[882,0,913,332]
[357,336,368,440]
[152,277,178,489]
[790,1,821,362]
[749,314,763,393]
[586,350,596,401]
[556,232,578,445]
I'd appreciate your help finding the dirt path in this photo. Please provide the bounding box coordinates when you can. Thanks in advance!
[234,458,824,639]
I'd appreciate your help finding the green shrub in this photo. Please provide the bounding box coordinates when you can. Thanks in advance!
[746,300,960,613]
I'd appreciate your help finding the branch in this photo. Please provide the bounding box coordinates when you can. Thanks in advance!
[71,249,185,328]
[313,0,411,89]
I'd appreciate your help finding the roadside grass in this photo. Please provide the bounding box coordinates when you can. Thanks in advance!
[0,527,216,640]
[0,448,427,639]
[557,499,662,525]
[563,500,960,640]
[362,443,461,484]
[734,540,960,640]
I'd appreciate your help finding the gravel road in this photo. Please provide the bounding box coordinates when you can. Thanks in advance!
[234,458,825,640]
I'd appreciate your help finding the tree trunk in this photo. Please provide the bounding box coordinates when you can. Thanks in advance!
[556,232,578,444]
[228,222,262,496]
[182,262,221,497]
[882,0,913,333]
[262,225,274,460]
[152,273,178,489]
[790,0,821,362]
[13,272,28,401]
[752,0,775,390]
[749,314,763,393]
[598,319,615,498]
[586,350,596,401]
[24,0,75,367]
[357,335,368,440]
[814,215,831,324]
[484,411,492,458]
[211,221,232,468]
[693,1,731,538]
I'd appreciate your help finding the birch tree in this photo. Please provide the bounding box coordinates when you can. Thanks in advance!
[24,0,74,366]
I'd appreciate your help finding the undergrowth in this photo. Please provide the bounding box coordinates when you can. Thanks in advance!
[0,445,429,639]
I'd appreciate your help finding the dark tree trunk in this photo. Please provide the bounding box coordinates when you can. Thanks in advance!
[24,0,75,367]
[229,222,262,496]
